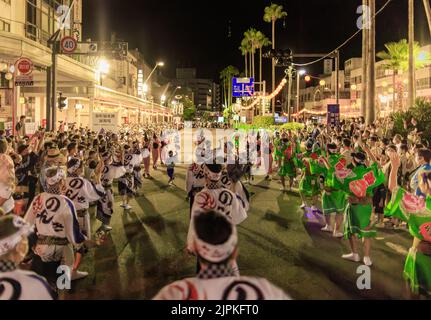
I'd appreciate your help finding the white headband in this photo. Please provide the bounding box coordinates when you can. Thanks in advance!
[194,226,238,263]
[204,166,223,181]
[0,182,13,200]
[67,160,81,174]
[0,216,33,256]
[45,167,66,186]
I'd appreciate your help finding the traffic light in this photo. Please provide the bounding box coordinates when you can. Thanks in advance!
[58,93,68,110]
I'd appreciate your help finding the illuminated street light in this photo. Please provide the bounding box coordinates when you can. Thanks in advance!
[97,58,110,86]
[145,61,164,84]
[351,84,357,90]
[298,69,306,76]
[97,59,110,74]
[319,80,326,86]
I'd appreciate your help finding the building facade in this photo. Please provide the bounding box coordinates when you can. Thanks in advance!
[0,0,171,133]
[295,45,431,120]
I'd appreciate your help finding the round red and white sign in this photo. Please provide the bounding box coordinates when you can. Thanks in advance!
[16,58,33,75]
[61,36,77,53]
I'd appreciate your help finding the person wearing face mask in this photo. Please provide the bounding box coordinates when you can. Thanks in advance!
[320,143,347,238]
[386,151,431,298]
[24,166,88,283]
[0,215,55,300]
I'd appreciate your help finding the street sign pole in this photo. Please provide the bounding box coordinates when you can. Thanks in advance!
[46,66,51,131]
[51,41,58,131]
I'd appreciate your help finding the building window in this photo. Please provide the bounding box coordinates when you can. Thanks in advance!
[26,0,73,44]
[0,19,10,32]
[1,0,11,5]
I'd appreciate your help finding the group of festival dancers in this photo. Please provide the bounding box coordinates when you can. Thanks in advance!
[0,118,430,300]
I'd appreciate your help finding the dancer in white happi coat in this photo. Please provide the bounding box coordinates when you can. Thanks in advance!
[96,152,126,232]
[188,164,248,260]
[154,211,290,300]
[0,215,55,300]
[118,145,134,210]
[24,166,88,283]
[65,158,106,240]
[131,141,145,193]
[186,162,206,215]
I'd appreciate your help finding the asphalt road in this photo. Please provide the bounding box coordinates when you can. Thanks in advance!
[63,162,413,300]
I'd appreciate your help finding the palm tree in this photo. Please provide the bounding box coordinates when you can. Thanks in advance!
[377,39,430,112]
[219,65,239,109]
[255,31,271,90]
[244,28,259,80]
[264,3,287,114]
[239,39,251,77]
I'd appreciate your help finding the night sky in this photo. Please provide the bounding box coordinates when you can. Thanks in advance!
[82,0,431,82]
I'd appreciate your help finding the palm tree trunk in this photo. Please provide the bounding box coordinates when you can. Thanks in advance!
[252,48,256,80]
[392,71,396,113]
[245,54,248,77]
[259,47,263,91]
[361,0,368,118]
[366,0,376,125]
[423,0,431,36]
[408,0,415,109]
[249,51,253,78]
[271,19,276,114]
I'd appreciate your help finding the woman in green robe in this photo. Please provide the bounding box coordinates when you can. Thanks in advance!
[386,150,431,298]
[275,132,296,192]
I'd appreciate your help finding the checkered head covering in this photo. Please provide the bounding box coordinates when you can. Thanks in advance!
[194,211,238,264]
[0,215,33,256]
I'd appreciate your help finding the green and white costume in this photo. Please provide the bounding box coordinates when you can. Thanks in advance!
[385,187,431,296]
[321,154,347,215]
[275,141,296,178]
[297,151,321,197]
[335,163,385,239]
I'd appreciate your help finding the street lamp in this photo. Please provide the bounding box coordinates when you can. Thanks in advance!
[97,58,110,86]
[145,61,164,84]
[161,95,166,105]
[296,69,306,116]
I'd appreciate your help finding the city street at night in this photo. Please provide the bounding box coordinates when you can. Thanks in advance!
[0,0,431,307]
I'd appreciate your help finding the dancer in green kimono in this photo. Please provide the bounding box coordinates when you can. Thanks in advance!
[335,146,385,267]
[386,150,431,298]
[297,139,321,211]
[275,132,296,192]
[320,143,347,238]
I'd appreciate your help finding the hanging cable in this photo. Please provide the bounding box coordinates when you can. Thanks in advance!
[293,0,394,67]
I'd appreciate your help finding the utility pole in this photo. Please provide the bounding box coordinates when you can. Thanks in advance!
[408,0,416,110]
[46,0,75,131]
[287,66,294,122]
[366,0,376,124]
[361,0,369,119]
[335,50,340,105]
[47,31,60,132]
[423,0,431,36]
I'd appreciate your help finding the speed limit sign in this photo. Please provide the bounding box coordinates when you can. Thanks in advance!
[61,36,77,54]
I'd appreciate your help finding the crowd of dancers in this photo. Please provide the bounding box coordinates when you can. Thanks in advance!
[0,116,430,300]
